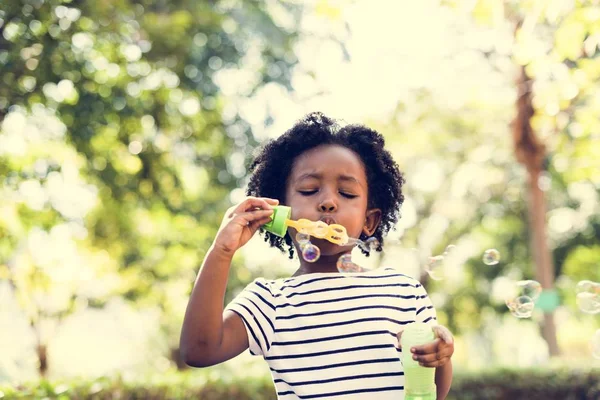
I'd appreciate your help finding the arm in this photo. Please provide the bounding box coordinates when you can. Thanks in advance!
[179,197,278,367]
[180,246,248,367]
[435,359,453,400]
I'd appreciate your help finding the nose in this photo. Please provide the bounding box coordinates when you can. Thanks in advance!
[318,198,337,213]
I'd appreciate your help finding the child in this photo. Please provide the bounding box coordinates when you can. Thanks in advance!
[180,112,454,399]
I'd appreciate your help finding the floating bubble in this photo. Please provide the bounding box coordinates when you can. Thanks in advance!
[336,254,363,273]
[443,244,456,255]
[482,249,500,265]
[577,293,600,315]
[507,295,534,318]
[365,237,379,251]
[295,232,310,245]
[576,280,600,294]
[425,255,445,281]
[592,329,600,360]
[504,280,541,317]
[301,243,320,263]
[576,280,600,314]
[343,237,364,248]
[516,280,542,301]
[337,254,353,270]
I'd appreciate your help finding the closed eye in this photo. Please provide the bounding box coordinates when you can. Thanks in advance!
[298,190,318,196]
[298,190,358,199]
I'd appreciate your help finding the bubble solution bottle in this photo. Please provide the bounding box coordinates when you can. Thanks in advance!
[401,323,437,400]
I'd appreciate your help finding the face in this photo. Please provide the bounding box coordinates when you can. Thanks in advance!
[284,144,381,256]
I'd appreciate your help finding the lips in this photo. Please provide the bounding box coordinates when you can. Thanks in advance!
[319,216,337,225]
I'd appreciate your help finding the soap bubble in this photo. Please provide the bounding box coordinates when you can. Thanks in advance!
[506,295,534,318]
[357,237,379,253]
[443,244,456,255]
[296,232,310,245]
[592,329,600,360]
[482,249,500,265]
[425,255,445,281]
[365,237,379,251]
[343,237,363,248]
[336,254,363,273]
[516,280,542,301]
[576,280,596,293]
[504,280,541,317]
[576,280,600,314]
[301,243,320,263]
[577,293,600,315]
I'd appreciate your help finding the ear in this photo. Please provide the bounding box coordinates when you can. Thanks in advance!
[362,208,382,237]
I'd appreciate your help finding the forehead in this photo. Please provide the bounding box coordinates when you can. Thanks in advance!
[289,144,367,182]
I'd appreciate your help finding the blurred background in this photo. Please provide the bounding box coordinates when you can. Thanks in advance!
[0,0,599,398]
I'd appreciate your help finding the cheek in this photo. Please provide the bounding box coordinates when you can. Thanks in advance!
[285,195,308,218]
[346,216,366,234]
[283,186,294,206]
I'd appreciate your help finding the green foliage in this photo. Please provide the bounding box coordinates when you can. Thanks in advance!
[0,374,277,400]
[1,368,599,400]
[0,0,302,373]
[448,367,600,400]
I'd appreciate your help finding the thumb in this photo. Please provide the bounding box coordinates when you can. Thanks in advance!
[432,325,454,344]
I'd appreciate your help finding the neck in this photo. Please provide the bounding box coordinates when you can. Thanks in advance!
[292,249,351,276]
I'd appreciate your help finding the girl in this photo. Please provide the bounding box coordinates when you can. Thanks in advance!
[180,112,454,399]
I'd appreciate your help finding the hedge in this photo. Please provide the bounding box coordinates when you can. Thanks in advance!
[448,367,600,400]
[1,367,598,399]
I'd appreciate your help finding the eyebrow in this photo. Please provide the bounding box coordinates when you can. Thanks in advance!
[296,173,361,185]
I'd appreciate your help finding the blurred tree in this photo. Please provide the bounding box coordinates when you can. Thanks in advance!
[0,0,302,376]
[490,0,599,357]
[372,0,599,361]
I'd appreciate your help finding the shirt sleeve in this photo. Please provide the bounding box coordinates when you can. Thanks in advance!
[414,282,437,326]
[224,278,277,357]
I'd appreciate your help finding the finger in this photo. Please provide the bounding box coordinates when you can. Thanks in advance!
[264,198,280,205]
[232,209,274,226]
[396,329,404,349]
[248,216,275,230]
[229,198,274,217]
[411,347,453,364]
[432,325,454,344]
[418,356,450,368]
[248,198,277,211]
[411,351,440,364]
[411,338,441,355]
[241,208,274,221]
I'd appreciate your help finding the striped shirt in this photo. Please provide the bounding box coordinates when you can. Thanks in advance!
[225,267,437,399]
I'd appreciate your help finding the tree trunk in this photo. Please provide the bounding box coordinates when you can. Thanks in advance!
[37,343,48,377]
[527,168,560,356]
[512,65,560,356]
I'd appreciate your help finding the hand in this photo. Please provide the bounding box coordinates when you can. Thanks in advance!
[397,325,454,368]
[213,197,279,255]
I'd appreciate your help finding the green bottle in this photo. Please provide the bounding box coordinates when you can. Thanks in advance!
[401,323,437,400]
[262,205,292,237]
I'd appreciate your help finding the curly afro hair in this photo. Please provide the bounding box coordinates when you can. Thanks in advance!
[246,112,405,259]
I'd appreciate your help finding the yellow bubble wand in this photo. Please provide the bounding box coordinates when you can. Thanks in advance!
[263,205,349,245]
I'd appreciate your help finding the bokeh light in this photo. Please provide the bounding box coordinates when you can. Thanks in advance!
[0,0,598,395]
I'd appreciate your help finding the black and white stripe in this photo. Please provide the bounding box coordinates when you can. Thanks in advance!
[225,267,437,399]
